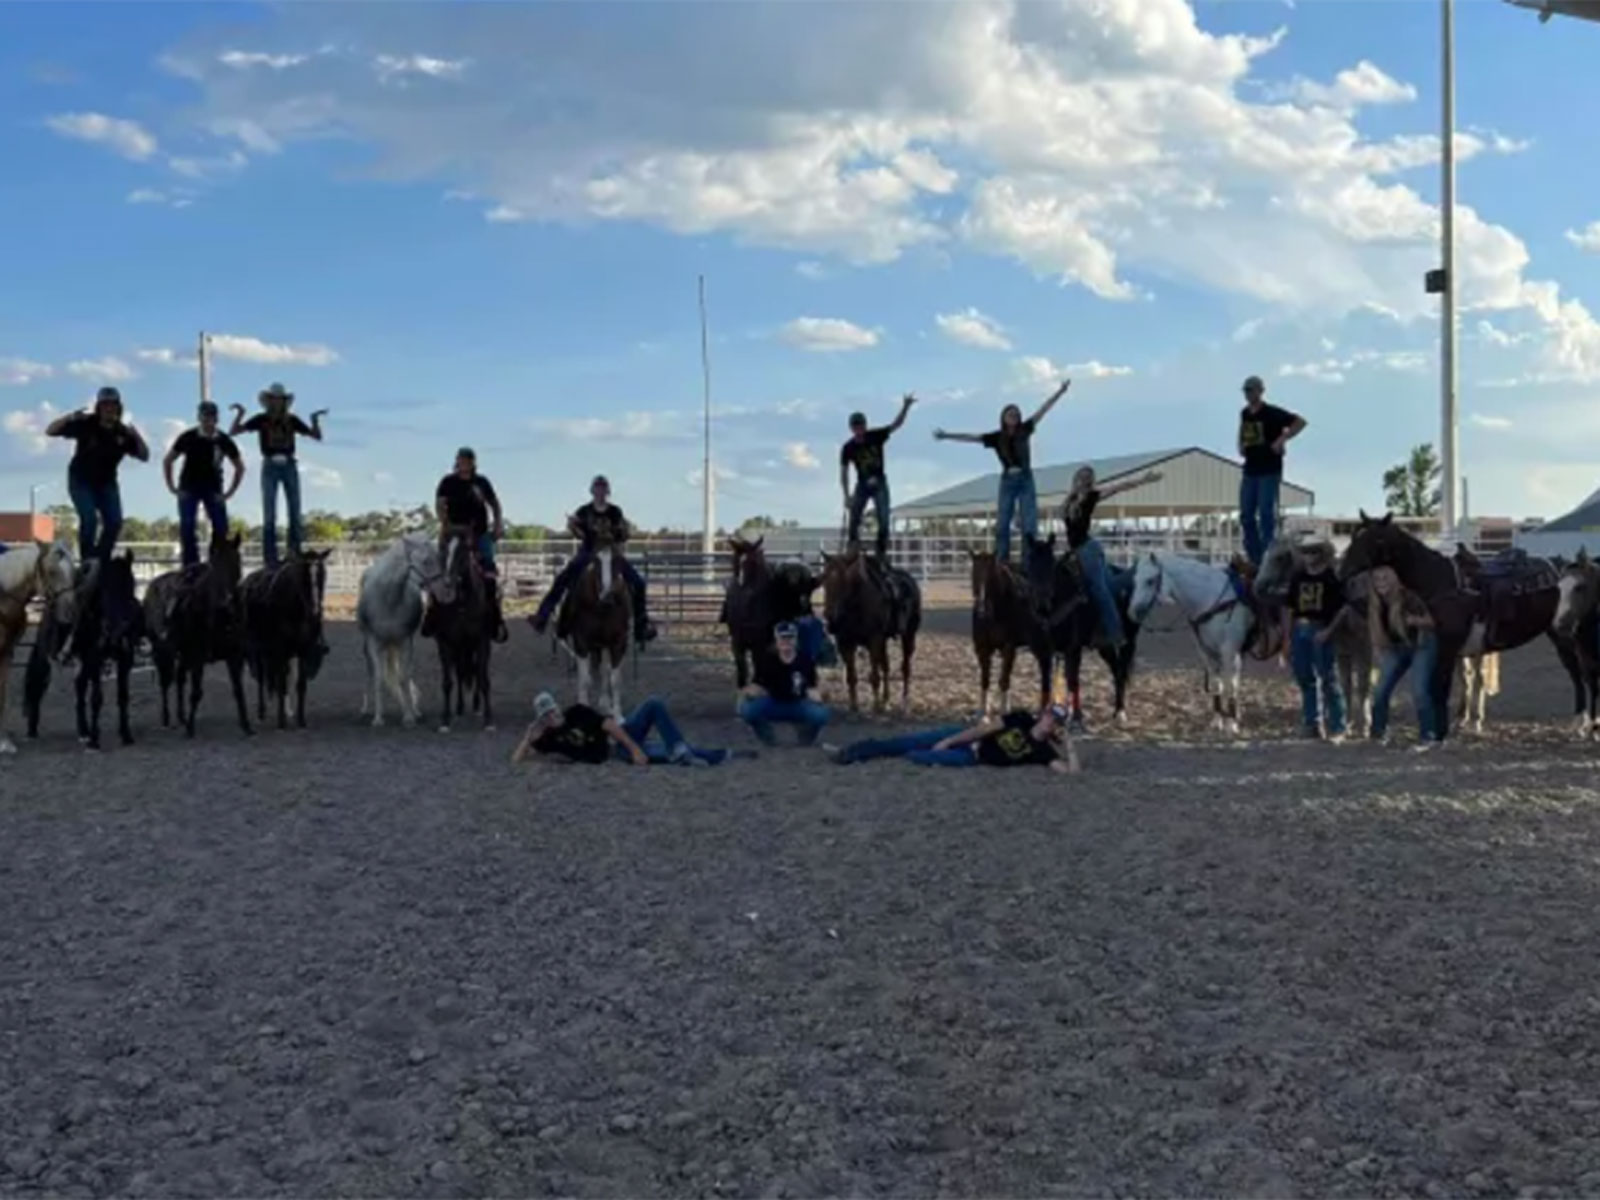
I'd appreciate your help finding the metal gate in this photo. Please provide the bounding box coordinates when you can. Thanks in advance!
[638,551,726,664]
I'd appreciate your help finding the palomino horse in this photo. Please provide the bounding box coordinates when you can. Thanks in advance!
[1340,512,1557,743]
[142,530,253,738]
[428,526,495,732]
[243,549,331,730]
[818,547,921,713]
[25,552,143,750]
[720,535,818,689]
[1549,550,1600,737]
[1021,536,1140,729]
[559,527,632,716]
[1127,550,1258,734]
[0,540,77,755]
[357,533,445,728]
[970,549,1051,717]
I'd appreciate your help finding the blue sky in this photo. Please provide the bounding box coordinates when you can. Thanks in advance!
[5,0,1600,528]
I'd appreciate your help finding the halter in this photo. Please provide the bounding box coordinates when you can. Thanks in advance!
[1140,556,1239,633]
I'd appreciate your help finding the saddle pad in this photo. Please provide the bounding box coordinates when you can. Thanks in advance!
[1225,564,1250,603]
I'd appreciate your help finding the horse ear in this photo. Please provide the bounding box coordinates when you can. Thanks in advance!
[1358,508,1369,524]
[1380,512,1393,526]
[967,548,978,560]
[753,535,764,550]
[1580,548,1591,566]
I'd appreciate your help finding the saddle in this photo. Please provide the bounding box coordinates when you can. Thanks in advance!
[1217,557,1278,660]
[863,555,912,635]
[1455,546,1557,637]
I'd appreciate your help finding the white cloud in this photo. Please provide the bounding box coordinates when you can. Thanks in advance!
[206,333,339,367]
[1470,413,1513,430]
[2,402,59,454]
[0,358,53,387]
[126,187,195,208]
[66,357,136,383]
[374,54,468,84]
[1066,360,1134,379]
[1012,355,1131,386]
[1566,222,1600,254]
[1278,348,1428,384]
[372,470,395,485]
[167,149,249,181]
[531,411,679,442]
[219,50,308,71]
[484,205,526,223]
[1476,320,1533,348]
[300,462,344,490]
[136,347,198,368]
[1232,318,1265,343]
[1289,61,1417,109]
[795,261,828,281]
[778,317,879,353]
[934,308,1012,351]
[44,112,157,161]
[782,441,820,471]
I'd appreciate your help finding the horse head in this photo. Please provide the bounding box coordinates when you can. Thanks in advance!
[818,547,865,630]
[96,552,142,643]
[1340,510,1398,582]
[1253,537,1298,600]
[728,535,768,588]
[1127,551,1166,624]
[1554,548,1600,637]
[1019,535,1060,623]
[293,548,332,625]
[206,531,244,595]
[34,540,78,628]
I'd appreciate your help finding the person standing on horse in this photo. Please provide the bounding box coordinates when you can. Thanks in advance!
[1280,537,1349,741]
[164,401,244,569]
[229,382,326,568]
[934,381,1068,563]
[840,394,916,559]
[434,447,508,642]
[738,620,831,746]
[1062,463,1163,653]
[46,386,150,565]
[527,475,657,643]
[1237,375,1305,567]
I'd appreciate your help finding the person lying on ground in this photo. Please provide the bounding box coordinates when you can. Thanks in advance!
[823,704,1080,772]
[738,621,830,746]
[512,691,741,766]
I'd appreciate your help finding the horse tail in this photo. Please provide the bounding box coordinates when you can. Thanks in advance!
[1483,651,1501,697]
[382,641,402,701]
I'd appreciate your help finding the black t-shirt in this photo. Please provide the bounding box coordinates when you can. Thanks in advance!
[172,429,242,494]
[1288,567,1344,625]
[436,473,498,536]
[532,704,611,763]
[240,412,313,458]
[840,429,890,483]
[60,415,134,487]
[981,420,1036,471]
[575,502,627,546]
[1239,403,1297,477]
[1063,489,1101,550]
[974,710,1059,767]
[753,648,817,702]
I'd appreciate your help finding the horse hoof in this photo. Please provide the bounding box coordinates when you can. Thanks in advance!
[370,716,385,728]
[0,739,15,756]
[485,724,497,734]
[1113,710,1128,726]
[438,725,450,734]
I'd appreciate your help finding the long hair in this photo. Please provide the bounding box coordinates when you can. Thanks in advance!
[1063,466,1095,524]
[1366,565,1412,653]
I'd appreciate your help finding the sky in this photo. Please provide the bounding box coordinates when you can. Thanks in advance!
[5,0,1600,529]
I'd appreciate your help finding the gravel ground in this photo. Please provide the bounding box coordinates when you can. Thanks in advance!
[4,611,1600,1198]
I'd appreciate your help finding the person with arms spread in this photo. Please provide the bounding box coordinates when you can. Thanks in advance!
[1061,463,1163,652]
[512,691,737,766]
[1280,536,1349,742]
[164,400,245,568]
[737,621,830,746]
[1236,375,1306,566]
[527,475,656,643]
[824,704,1080,772]
[229,382,326,568]
[934,381,1068,563]
[46,386,150,564]
[840,394,916,559]
[433,447,508,642]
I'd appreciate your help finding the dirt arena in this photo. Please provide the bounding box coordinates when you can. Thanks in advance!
[4,609,1600,1198]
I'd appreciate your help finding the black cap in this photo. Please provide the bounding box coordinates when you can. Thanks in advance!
[848,411,867,427]
[456,446,475,460]
[199,400,219,416]
[591,474,609,489]
[96,386,122,404]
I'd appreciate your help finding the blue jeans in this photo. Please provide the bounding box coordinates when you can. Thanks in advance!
[847,477,891,556]
[738,694,830,746]
[1076,537,1124,645]
[1239,473,1281,567]
[1290,623,1346,735]
[178,490,228,568]
[796,616,837,668]
[834,724,976,766]
[261,457,303,567]
[68,476,123,563]
[535,546,647,623]
[1371,632,1440,742]
[614,697,726,764]
[996,469,1038,563]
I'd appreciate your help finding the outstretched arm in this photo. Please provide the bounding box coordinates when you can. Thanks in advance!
[228,404,247,436]
[931,718,998,751]
[1098,470,1163,501]
[933,429,986,443]
[886,392,916,433]
[306,410,327,442]
[1030,379,1070,425]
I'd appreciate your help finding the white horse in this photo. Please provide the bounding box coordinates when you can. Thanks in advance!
[356,534,445,728]
[0,541,77,755]
[1128,550,1257,734]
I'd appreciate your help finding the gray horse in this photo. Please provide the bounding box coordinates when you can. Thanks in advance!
[357,534,446,727]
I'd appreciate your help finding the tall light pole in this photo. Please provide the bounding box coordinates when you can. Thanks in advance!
[29,481,50,517]
[198,331,213,408]
[698,275,715,558]
[1439,0,1461,541]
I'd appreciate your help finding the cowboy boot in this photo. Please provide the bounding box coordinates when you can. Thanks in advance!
[489,579,508,643]
[633,584,658,643]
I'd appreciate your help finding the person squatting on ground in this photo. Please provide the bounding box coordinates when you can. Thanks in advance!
[824,704,1080,773]
[840,394,916,559]
[1237,375,1306,567]
[1367,564,1443,747]
[513,691,736,766]
[1281,537,1349,741]
[47,387,150,565]
[933,380,1069,564]
[229,382,326,568]
[164,401,244,568]
[737,621,830,746]
[1062,463,1163,653]
[527,475,657,643]
[433,446,508,642]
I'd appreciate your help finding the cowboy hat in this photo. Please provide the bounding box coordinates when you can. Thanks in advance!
[260,382,294,401]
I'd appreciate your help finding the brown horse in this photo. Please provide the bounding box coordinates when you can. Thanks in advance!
[559,526,632,716]
[819,546,920,713]
[142,529,252,738]
[1552,549,1600,736]
[720,534,817,689]
[242,549,332,730]
[969,549,1051,716]
[427,525,494,732]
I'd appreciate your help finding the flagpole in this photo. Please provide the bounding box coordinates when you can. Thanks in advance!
[698,275,715,559]
[1439,0,1460,542]
[198,331,212,408]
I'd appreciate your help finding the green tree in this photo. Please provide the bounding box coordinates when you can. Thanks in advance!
[1381,443,1443,518]
[303,510,347,542]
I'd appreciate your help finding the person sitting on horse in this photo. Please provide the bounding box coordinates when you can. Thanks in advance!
[1280,536,1350,741]
[1367,565,1441,747]
[527,475,657,643]
[229,382,326,569]
[47,386,150,567]
[934,380,1069,563]
[840,394,916,560]
[513,691,734,766]
[164,400,245,569]
[738,621,831,746]
[434,446,508,642]
[1062,464,1163,653]
[824,703,1080,772]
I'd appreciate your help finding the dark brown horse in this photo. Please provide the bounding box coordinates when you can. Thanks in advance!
[1021,535,1141,728]
[1340,512,1557,742]
[242,549,331,730]
[142,530,252,738]
[969,549,1051,716]
[720,534,818,689]
[559,525,632,716]
[819,546,920,713]
[1547,549,1600,736]
[427,525,494,732]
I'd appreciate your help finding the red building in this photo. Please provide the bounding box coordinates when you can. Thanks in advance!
[0,512,56,543]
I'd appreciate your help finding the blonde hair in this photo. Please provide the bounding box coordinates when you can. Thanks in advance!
[1366,565,1411,653]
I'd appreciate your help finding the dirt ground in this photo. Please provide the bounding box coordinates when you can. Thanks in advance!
[4,608,1600,1198]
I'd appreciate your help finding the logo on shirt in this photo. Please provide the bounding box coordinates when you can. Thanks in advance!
[995,728,1030,759]
[1297,582,1324,612]
[1240,420,1264,448]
